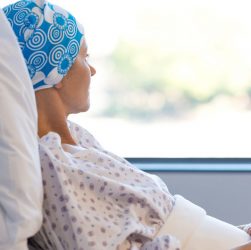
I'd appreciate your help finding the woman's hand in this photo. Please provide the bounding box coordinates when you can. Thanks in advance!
[231,241,251,250]
[238,224,251,236]
[231,224,251,249]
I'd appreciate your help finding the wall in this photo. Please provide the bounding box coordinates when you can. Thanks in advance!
[151,171,251,225]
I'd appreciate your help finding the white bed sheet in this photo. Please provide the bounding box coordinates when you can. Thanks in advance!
[0,8,43,250]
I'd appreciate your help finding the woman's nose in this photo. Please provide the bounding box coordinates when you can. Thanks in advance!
[90,65,96,76]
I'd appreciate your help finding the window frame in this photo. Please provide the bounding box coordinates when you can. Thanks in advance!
[127,158,251,172]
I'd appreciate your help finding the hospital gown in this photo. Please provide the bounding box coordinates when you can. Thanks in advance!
[30,121,180,250]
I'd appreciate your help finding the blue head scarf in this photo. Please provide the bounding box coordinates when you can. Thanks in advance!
[3,0,84,91]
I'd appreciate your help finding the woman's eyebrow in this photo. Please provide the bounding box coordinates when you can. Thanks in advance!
[82,47,88,55]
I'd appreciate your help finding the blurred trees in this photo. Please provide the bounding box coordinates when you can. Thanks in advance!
[98,1,251,120]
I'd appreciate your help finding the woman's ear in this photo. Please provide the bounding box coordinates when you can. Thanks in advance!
[54,82,63,89]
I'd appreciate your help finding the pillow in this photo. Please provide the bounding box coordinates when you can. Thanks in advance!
[0,9,42,250]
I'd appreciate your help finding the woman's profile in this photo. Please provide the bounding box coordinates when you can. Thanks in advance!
[3,0,251,249]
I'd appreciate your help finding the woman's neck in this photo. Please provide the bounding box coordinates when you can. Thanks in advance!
[35,89,77,145]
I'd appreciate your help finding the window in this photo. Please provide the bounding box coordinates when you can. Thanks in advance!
[2,0,251,157]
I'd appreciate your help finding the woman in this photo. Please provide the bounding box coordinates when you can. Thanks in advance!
[4,1,250,249]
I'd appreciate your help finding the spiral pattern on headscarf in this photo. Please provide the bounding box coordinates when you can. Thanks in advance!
[26,29,47,50]
[49,44,66,66]
[29,51,47,71]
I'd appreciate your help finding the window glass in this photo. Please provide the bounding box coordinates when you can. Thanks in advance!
[2,0,251,157]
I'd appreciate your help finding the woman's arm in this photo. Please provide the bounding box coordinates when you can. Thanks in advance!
[233,224,251,249]
[231,241,251,250]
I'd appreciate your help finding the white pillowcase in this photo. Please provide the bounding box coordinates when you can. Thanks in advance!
[0,9,43,250]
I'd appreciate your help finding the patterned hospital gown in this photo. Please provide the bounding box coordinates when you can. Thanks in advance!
[30,121,180,250]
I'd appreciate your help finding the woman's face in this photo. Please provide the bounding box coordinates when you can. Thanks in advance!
[57,39,96,114]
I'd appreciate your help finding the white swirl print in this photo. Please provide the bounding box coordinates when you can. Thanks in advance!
[49,44,66,66]
[26,29,47,50]
[19,24,28,39]
[7,18,13,28]
[67,39,79,58]
[14,8,30,25]
[48,26,64,44]
[3,5,12,16]
[13,0,31,10]
[27,64,36,79]
[19,41,25,51]
[29,51,48,71]
[65,19,77,38]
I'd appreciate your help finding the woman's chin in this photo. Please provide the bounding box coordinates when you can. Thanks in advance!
[70,100,90,114]
[83,101,90,112]
[79,103,90,113]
